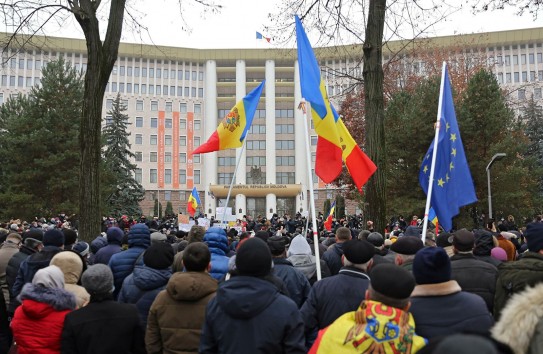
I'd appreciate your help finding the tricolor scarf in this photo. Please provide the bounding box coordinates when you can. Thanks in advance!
[309,300,426,353]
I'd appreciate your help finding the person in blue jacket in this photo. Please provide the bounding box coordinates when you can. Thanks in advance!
[203,227,230,280]
[108,223,150,299]
[94,227,124,265]
[200,237,305,354]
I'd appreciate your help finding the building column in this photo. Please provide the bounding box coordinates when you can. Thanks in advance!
[294,60,308,215]
[204,60,218,217]
[265,60,276,184]
[235,60,247,214]
[266,193,277,220]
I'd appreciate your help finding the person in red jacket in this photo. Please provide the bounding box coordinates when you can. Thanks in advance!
[11,265,76,354]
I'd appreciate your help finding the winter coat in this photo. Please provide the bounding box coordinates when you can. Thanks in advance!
[497,235,516,261]
[87,236,108,265]
[93,228,124,265]
[108,223,150,299]
[494,252,543,319]
[409,280,494,339]
[60,299,145,354]
[272,258,311,308]
[0,241,20,307]
[5,246,35,313]
[309,300,426,354]
[118,264,172,328]
[50,251,90,308]
[322,242,345,275]
[203,228,230,280]
[11,283,76,354]
[11,246,62,300]
[492,282,543,354]
[146,272,217,354]
[450,253,498,313]
[200,276,305,354]
[287,235,331,285]
[300,266,371,345]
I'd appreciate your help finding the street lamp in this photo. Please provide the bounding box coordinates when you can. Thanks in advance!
[486,153,506,220]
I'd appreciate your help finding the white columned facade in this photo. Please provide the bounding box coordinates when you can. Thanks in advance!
[204,60,218,216]
[294,61,308,215]
[235,60,247,218]
[265,60,277,218]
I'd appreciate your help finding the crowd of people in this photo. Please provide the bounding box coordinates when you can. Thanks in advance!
[0,212,541,353]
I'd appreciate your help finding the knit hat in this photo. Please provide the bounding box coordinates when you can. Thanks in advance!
[367,232,384,247]
[473,230,494,257]
[491,247,507,262]
[151,232,167,243]
[43,229,65,247]
[413,247,451,285]
[342,239,375,264]
[404,226,421,238]
[33,265,65,288]
[267,235,286,255]
[235,237,272,277]
[254,230,271,243]
[526,222,543,252]
[436,232,453,248]
[23,229,44,242]
[452,229,475,252]
[62,228,78,247]
[144,242,174,269]
[82,264,114,296]
[390,236,424,255]
[370,263,415,300]
[72,242,90,257]
[106,227,124,244]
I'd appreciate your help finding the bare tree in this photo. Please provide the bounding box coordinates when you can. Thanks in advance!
[0,0,220,240]
[471,0,543,18]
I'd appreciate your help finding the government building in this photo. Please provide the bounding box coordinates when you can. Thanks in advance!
[1,27,542,219]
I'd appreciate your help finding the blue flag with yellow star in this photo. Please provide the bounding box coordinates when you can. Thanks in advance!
[418,64,477,231]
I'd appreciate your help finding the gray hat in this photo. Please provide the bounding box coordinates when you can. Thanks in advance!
[151,231,167,244]
[82,264,114,296]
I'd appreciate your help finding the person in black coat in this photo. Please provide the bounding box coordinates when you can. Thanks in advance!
[200,237,305,354]
[61,264,145,354]
[322,227,352,275]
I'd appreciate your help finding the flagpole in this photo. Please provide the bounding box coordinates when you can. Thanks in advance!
[422,61,447,244]
[299,99,322,281]
[221,139,247,227]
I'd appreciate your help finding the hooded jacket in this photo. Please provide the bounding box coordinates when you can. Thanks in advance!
[272,258,311,308]
[93,227,124,265]
[203,228,230,280]
[309,300,426,354]
[474,232,502,267]
[118,264,172,328]
[108,223,150,299]
[50,251,90,308]
[492,282,543,354]
[287,235,330,284]
[11,266,76,354]
[146,272,217,354]
[87,236,108,265]
[200,276,305,354]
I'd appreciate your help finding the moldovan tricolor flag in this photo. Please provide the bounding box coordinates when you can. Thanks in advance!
[187,187,201,217]
[295,15,343,183]
[256,31,271,43]
[324,201,336,231]
[192,81,265,155]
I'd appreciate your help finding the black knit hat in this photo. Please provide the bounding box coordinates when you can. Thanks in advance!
[371,263,415,299]
[144,242,174,269]
[236,237,272,277]
[342,239,375,264]
[43,229,65,247]
[526,222,543,253]
[413,247,451,285]
[267,235,286,255]
[390,236,423,255]
[254,230,271,243]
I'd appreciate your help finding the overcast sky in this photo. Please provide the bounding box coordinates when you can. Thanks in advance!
[42,0,542,49]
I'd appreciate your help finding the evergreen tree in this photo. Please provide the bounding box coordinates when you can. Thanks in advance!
[323,199,331,217]
[336,195,346,219]
[102,93,144,217]
[521,96,543,206]
[0,58,82,219]
[165,201,174,217]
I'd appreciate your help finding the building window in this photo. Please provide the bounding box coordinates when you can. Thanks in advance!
[180,136,187,146]
[135,134,143,145]
[150,169,157,183]
[165,118,172,128]
[219,157,236,166]
[247,140,266,150]
[166,101,173,112]
[135,152,142,162]
[530,53,535,64]
[518,89,526,99]
[191,87,196,97]
[218,173,234,184]
[180,119,187,129]
[199,71,204,81]
[180,103,187,113]
[136,117,143,127]
[514,72,520,83]
[247,156,266,166]
[151,118,158,128]
[310,136,317,146]
[135,168,142,183]
[151,101,158,111]
[276,156,295,166]
[150,152,157,162]
[142,84,147,94]
[198,88,204,97]
[164,190,171,201]
[194,120,201,130]
[165,135,172,146]
[150,135,158,145]
[194,137,200,147]
[179,153,186,163]
[194,170,201,184]
[194,104,201,113]
[179,170,186,184]
[106,99,113,109]
[165,152,172,163]
[535,88,542,99]
[165,169,172,184]
[276,140,294,150]
[193,155,200,163]
[276,172,295,184]
[136,100,143,111]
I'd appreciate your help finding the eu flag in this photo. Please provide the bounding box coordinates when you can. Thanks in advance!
[418,63,477,231]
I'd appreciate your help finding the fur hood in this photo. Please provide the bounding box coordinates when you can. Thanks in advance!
[492,282,543,354]
[19,283,76,316]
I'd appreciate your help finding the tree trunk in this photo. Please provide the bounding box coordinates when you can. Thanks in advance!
[75,0,126,240]
[363,0,387,233]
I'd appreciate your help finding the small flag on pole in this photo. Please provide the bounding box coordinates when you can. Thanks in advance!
[187,187,201,217]
[256,31,271,43]
[428,207,438,226]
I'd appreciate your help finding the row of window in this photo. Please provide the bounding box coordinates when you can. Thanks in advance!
[6,58,43,71]
[217,109,294,120]
[107,83,204,98]
[137,169,201,184]
[112,66,203,81]
[495,53,543,66]
[134,134,201,147]
[497,70,543,84]
[134,101,202,113]
[1,75,41,88]
[216,172,296,184]
[134,152,201,164]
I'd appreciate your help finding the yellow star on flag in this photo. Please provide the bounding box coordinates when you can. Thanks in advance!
[450,133,457,142]
[450,162,454,170]
[438,178,445,187]
[446,173,450,181]
[446,122,450,131]
[451,148,457,157]
[423,165,428,174]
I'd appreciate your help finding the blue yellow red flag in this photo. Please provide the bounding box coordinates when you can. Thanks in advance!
[192,81,265,154]
[187,187,201,217]
[428,207,438,226]
[295,15,343,183]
